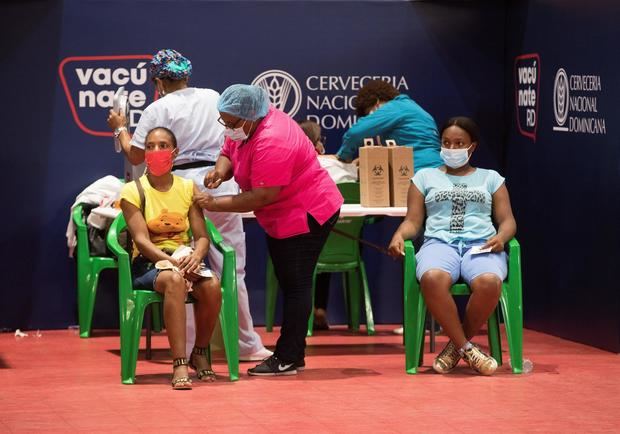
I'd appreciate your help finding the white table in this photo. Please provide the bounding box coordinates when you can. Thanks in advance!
[239,204,407,219]
[91,204,408,220]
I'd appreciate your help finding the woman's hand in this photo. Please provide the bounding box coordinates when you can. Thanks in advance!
[483,235,505,253]
[204,170,224,189]
[388,234,405,258]
[107,109,126,130]
[194,191,217,210]
[177,253,202,278]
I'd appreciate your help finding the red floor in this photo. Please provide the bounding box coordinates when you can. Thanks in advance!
[1,325,619,433]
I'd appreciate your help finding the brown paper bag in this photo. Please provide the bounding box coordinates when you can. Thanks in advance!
[385,139,414,207]
[359,138,390,207]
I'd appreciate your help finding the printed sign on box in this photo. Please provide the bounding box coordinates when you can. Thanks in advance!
[359,138,390,207]
[386,140,413,207]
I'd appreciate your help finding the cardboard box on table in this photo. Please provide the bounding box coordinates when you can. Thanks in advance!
[385,139,414,207]
[359,138,390,207]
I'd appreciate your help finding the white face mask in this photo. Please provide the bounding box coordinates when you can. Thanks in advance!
[223,120,249,141]
[440,145,472,169]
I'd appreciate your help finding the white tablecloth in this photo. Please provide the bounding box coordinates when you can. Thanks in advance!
[239,204,406,219]
[91,204,407,220]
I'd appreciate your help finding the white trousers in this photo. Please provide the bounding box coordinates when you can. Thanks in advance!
[173,166,265,357]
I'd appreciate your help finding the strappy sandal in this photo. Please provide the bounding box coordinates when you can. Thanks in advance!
[171,357,193,390]
[189,347,217,382]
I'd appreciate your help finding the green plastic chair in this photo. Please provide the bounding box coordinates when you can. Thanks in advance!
[72,204,118,338]
[265,182,375,336]
[106,214,240,384]
[403,238,524,374]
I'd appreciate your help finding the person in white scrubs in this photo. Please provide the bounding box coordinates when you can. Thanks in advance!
[107,49,271,362]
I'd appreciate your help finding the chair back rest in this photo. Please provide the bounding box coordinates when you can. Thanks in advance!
[337,182,360,204]
[106,214,134,300]
[72,204,90,261]
[318,182,364,265]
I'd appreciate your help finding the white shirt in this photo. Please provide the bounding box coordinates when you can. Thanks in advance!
[131,87,224,164]
[130,87,239,196]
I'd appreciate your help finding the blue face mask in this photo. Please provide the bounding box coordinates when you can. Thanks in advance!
[223,120,250,142]
[440,145,472,169]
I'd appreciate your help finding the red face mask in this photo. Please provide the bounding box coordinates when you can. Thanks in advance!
[145,149,175,176]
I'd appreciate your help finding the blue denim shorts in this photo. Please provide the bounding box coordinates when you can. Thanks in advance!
[131,255,210,291]
[415,238,507,285]
[132,258,161,290]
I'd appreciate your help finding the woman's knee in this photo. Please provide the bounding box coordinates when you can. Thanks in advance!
[420,269,453,291]
[470,273,502,297]
[193,278,222,303]
[156,271,186,297]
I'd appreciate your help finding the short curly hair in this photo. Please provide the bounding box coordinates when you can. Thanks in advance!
[354,79,399,117]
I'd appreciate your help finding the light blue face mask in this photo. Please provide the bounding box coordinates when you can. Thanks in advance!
[223,120,249,141]
[440,145,472,169]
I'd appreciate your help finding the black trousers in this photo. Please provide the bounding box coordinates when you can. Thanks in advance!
[267,211,339,363]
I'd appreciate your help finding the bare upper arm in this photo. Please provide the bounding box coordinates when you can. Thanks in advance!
[120,198,149,243]
[404,182,426,229]
[189,186,207,240]
[492,183,515,226]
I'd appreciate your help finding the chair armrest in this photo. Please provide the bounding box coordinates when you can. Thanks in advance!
[404,239,417,268]
[506,238,522,288]
[72,204,87,230]
[204,217,224,246]
[507,238,520,254]
[106,214,135,298]
[106,215,129,261]
[72,204,91,259]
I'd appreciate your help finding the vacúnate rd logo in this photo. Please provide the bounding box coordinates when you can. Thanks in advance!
[514,53,540,141]
[59,55,157,137]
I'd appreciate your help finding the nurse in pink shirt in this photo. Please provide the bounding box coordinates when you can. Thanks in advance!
[195,84,343,377]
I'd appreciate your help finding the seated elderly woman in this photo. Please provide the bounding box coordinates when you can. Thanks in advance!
[119,126,222,389]
[388,116,517,376]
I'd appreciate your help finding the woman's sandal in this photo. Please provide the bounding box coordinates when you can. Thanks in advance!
[171,357,193,390]
[189,347,217,382]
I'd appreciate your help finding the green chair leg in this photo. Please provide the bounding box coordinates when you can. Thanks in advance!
[341,272,352,328]
[404,240,427,374]
[219,304,240,381]
[150,302,163,332]
[218,241,240,381]
[500,284,523,373]
[346,269,361,331]
[487,308,503,366]
[265,256,278,332]
[120,292,160,385]
[359,261,375,336]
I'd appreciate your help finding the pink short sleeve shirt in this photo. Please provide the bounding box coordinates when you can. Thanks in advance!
[221,107,343,238]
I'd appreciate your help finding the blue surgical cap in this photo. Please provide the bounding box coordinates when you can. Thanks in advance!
[149,49,192,80]
[217,84,270,121]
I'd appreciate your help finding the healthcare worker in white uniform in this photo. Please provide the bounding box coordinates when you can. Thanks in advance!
[107,49,271,362]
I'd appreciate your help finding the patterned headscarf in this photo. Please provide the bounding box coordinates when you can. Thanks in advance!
[148,49,193,80]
